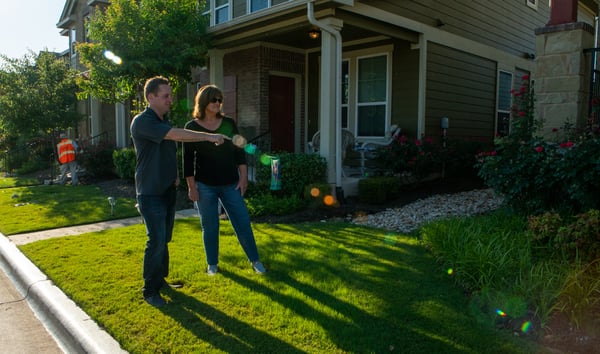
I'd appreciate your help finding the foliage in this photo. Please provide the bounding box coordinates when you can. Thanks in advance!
[78,140,117,178]
[246,193,306,217]
[4,136,55,173]
[357,176,402,204]
[374,135,443,178]
[554,260,600,330]
[420,209,567,329]
[112,148,136,180]
[527,210,600,263]
[254,152,327,198]
[77,0,210,103]
[0,52,81,146]
[476,76,600,214]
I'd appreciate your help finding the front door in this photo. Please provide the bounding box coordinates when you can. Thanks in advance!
[269,75,295,152]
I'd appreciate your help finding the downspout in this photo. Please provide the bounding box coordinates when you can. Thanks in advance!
[307,1,343,194]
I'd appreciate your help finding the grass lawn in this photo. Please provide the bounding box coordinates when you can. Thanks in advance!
[19,220,545,353]
[0,184,138,235]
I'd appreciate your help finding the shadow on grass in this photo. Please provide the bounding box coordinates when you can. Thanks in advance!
[160,287,306,353]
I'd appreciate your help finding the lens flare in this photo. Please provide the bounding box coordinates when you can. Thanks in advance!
[103,50,122,65]
[323,195,335,206]
[496,309,507,317]
[310,187,320,197]
[260,154,272,166]
[521,321,532,333]
[244,143,257,155]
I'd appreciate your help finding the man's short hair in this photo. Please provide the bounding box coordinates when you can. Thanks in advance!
[144,76,169,102]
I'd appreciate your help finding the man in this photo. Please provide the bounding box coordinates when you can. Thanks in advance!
[56,133,79,186]
[131,76,226,307]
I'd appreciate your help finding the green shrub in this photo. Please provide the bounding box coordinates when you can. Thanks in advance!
[528,209,600,263]
[113,148,136,180]
[78,141,117,178]
[555,260,600,330]
[254,152,327,198]
[246,193,306,217]
[477,76,600,214]
[374,135,442,178]
[357,176,401,204]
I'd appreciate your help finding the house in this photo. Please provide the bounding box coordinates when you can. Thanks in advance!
[57,0,599,195]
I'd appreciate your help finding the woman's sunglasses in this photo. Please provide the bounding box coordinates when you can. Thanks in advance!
[210,97,223,103]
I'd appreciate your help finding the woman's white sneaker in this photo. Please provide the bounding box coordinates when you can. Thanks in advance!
[252,261,266,274]
[207,264,218,276]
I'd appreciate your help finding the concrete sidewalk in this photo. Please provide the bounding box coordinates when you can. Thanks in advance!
[0,209,197,353]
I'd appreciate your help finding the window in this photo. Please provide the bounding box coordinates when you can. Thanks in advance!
[250,0,269,13]
[215,0,230,24]
[203,0,230,25]
[342,60,349,129]
[497,71,513,136]
[356,55,388,137]
[527,0,537,10]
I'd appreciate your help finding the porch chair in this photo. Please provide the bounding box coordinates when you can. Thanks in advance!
[307,129,355,160]
[355,125,402,174]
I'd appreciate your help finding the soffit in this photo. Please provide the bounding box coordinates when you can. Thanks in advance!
[210,5,418,50]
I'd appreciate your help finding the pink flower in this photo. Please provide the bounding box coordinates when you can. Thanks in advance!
[414,139,422,146]
[560,141,574,148]
[518,111,526,117]
[534,146,544,153]
[522,75,529,80]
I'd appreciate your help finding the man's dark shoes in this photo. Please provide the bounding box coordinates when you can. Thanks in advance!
[145,294,167,308]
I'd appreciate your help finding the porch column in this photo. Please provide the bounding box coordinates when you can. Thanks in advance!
[90,98,101,140]
[208,49,225,88]
[534,20,595,137]
[317,17,343,186]
[115,102,127,148]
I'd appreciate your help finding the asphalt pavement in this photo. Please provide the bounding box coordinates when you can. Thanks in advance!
[0,209,197,354]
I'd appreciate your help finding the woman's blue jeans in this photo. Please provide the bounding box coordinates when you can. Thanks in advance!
[196,182,260,266]
[137,186,176,298]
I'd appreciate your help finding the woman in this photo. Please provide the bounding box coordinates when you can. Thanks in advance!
[183,84,266,276]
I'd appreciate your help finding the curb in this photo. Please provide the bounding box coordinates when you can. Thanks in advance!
[0,234,126,353]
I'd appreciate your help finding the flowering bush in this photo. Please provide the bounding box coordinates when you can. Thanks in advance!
[477,76,600,213]
[374,135,442,178]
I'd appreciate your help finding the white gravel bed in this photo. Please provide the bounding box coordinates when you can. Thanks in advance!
[351,189,504,234]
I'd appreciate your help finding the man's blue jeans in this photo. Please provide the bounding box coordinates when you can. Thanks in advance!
[137,186,176,298]
[195,182,260,266]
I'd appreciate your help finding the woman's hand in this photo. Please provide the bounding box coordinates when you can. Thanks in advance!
[188,188,199,202]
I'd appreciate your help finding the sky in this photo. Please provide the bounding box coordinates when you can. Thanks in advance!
[0,0,68,59]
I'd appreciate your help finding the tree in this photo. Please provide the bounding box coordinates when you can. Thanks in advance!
[0,51,81,147]
[77,0,210,104]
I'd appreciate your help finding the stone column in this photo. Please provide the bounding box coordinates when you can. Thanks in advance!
[534,22,595,137]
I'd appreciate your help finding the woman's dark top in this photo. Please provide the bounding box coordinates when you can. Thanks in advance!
[182,117,247,186]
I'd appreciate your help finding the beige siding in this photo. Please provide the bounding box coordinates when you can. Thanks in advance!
[365,0,550,57]
[392,40,420,135]
[426,43,496,140]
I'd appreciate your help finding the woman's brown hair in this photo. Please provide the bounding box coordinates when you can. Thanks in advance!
[193,84,224,120]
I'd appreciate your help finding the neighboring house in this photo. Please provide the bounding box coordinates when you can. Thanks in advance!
[57,0,599,193]
[57,0,127,148]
